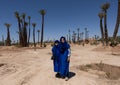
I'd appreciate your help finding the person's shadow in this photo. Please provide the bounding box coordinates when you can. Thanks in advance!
[68,72,76,79]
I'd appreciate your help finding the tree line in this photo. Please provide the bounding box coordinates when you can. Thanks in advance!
[1,0,120,47]
[3,9,46,47]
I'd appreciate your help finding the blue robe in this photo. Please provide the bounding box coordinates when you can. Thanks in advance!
[59,42,70,77]
[52,45,60,72]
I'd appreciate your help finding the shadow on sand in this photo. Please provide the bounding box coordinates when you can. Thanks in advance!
[68,72,76,79]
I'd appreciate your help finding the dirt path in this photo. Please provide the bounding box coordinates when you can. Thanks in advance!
[0,45,120,85]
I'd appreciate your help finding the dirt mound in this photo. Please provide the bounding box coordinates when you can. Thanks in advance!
[79,63,120,80]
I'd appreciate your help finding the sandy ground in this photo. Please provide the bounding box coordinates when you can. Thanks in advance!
[0,45,120,85]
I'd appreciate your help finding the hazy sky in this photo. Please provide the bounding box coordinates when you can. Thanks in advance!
[0,0,119,42]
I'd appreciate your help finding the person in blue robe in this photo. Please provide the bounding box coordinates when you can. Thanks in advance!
[52,40,60,77]
[59,36,71,80]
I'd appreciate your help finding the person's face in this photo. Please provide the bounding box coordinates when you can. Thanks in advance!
[55,43,58,46]
[61,38,65,43]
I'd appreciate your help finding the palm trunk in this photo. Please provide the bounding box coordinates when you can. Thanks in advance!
[2,35,4,46]
[7,28,11,46]
[23,19,27,47]
[113,17,120,40]
[22,19,25,47]
[104,11,109,46]
[33,27,36,47]
[113,0,120,40]
[18,18,23,46]
[38,32,40,44]
[69,30,71,43]
[28,18,30,46]
[69,33,71,43]
[100,19,105,46]
[85,28,87,41]
[24,25,27,47]
[77,29,80,44]
[40,15,44,47]
[66,35,68,42]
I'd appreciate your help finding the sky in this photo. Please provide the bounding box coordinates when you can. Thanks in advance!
[0,0,119,42]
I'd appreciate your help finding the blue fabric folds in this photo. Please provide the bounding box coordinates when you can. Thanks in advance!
[52,38,70,77]
[59,37,70,77]
[52,40,60,72]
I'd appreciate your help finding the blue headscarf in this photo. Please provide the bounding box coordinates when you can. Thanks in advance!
[54,40,59,44]
[52,40,60,59]
[60,36,66,42]
[59,36,70,53]
[54,40,59,46]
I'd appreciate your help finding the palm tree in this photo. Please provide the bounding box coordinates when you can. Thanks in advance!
[22,13,28,47]
[101,2,110,46]
[37,30,40,44]
[32,23,36,47]
[68,29,71,43]
[66,34,68,42]
[28,16,31,46]
[25,22,28,46]
[16,31,20,45]
[39,9,46,47]
[77,28,80,44]
[81,32,84,42]
[98,12,105,46]
[113,0,120,41]
[72,31,76,44]
[86,30,89,41]
[84,28,87,41]
[80,33,82,41]
[14,11,23,46]
[4,23,11,46]
[95,35,97,40]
